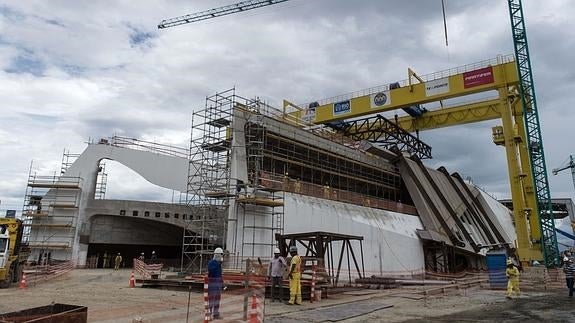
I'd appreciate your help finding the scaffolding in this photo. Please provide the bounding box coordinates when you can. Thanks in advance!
[22,165,82,261]
[239,110,285,259]
[182,89,287,273]
[182,89,235,273]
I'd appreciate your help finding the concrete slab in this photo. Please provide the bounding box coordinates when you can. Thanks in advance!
[267,299,393,322]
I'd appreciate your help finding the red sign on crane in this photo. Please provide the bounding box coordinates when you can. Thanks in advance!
[463,66,494,88]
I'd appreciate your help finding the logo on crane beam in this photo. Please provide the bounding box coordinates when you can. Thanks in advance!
[334,100,351,116]
[463,66,494,88]
[371,91,391,108]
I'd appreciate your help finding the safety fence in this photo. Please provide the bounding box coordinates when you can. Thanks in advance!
[259,171,418,215]
[176,272,267,322]
[23,260,75,286]
[133,258,163,279]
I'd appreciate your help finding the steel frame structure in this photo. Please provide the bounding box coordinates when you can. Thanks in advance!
[508,0,558,266]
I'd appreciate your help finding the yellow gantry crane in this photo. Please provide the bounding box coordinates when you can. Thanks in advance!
[159,0,559,266]
[286,56,545,264]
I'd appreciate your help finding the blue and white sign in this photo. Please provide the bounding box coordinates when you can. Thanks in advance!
[370,91,391,109]
[302,107,316,123]
[333,100,351,116]
[425,77,449,97]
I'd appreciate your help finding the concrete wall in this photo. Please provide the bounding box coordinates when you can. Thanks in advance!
[89,215,181,246]
[31,142,191,266]
[227,192,425,277]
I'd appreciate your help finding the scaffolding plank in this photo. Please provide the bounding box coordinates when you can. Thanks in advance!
[207,117,231,128]
[236,196,284,207]
[201,139,231,152]
[28,243,71,249]
[24,224,74,228]
[49,203,78,209]
[205,191,235,198]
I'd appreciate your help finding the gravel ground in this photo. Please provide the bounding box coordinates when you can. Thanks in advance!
[0,269,573,322]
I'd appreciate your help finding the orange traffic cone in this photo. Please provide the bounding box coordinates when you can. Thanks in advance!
[19,273,27,289]
[129,271,136,288]
[249,293,259,323]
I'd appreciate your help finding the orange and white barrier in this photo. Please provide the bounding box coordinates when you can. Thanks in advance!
[203,275,210,323]
[249,293,260,323]
[133,258,163,279]
[310,265,316,303]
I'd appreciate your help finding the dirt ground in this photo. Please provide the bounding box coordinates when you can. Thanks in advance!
[0,269,574,322]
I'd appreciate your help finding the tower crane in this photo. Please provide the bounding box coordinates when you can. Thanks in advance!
[552,155,575,190]
[158,0,289,29]
[552,155,575,235]
[158,0,559,266]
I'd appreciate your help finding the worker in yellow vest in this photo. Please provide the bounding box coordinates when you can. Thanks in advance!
[505,258,520,298]
[287,245,302,305]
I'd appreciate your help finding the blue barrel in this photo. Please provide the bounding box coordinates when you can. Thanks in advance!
[486,250,508,288]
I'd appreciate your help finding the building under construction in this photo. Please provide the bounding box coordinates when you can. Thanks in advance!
[23,85,516,276]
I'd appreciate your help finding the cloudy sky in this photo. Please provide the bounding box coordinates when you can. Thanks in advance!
[1,0,574,237]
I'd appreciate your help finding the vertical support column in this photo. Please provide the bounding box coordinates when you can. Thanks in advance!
[498,88,538,262]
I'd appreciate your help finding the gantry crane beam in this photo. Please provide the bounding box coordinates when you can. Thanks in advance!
[158,0,290,29]
[288,59,519,124]
[395,99,502,132]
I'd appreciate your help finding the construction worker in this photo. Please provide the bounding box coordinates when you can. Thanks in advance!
[150,250,158,264]
[505,258,520,299]
[563,257,575,297]
[114,253,122,270]
[287,245,302,305]
[208,247,225,320]
[268,247,287,302]
[103,251,110,268]
[138,252,145,261]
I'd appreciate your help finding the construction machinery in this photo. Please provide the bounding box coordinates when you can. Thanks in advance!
[158,0,559,266]
[0,217,29,288]
[552,155,575,232]
[552,155,575,190]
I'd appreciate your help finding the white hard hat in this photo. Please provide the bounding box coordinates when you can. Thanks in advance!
[214,247,224,254]
[564,256,569,262]
[274,247,280,254]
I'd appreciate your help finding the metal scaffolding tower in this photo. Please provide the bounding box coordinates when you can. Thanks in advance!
[182,89,236,273]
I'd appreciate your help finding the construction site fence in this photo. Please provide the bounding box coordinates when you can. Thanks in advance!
[133,258,163,279]
[23,260,75,286]
[189,273,267,322]
[259,171,418,215]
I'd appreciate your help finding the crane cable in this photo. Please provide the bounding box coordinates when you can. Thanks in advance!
[441,0,450,62]
[441,0,448,47]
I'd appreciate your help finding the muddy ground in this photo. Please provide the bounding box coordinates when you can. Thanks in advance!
[0,269,573,322]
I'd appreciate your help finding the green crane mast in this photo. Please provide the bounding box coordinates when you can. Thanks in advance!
[507,0,559,267]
